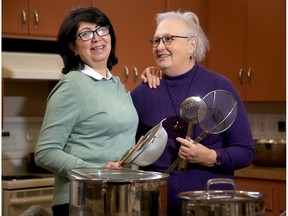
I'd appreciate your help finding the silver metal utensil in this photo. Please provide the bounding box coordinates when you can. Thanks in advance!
[166,90,238,174]
[177,96,206,170]
[120,119,168,167]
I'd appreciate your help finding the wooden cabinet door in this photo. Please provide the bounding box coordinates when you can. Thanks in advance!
[2,0,29,35]
[28,0,92,38]
[128,0,166,91]
[94,0,166,91]
[278,182,286,214]
[205,0,285,102]
[245,0,286,101]
[205,0,246,100]
[2,0,92,39]
[234,178,284,216]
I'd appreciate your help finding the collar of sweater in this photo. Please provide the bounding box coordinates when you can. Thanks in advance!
[163,63,199,87]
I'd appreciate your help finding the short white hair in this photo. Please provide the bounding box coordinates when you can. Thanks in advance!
[155,11,209,62]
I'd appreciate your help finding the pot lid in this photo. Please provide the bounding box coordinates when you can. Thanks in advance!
[178,190,264,202]
[68,168,168,182]
[178,178,264,202]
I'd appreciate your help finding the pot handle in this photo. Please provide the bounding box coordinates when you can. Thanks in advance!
[206,178,236,192]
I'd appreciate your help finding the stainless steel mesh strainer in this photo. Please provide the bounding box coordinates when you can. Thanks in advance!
[166,90,238,174]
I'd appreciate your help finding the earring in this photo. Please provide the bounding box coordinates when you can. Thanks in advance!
[189,53,193,60]
[75,52,78,56]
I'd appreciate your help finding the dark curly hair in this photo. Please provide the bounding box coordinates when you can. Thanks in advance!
[57,7,118,74]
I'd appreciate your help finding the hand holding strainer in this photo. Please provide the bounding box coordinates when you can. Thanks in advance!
[177,96,207,171]
[165,89,238,174]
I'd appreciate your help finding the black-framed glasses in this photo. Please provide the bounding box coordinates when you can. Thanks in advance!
[76,26,110,41]
[150,34,190,48]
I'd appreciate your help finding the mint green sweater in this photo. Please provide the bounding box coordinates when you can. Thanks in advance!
[35,70,138,206]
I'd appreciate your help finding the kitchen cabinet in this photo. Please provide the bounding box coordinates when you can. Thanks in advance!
[205,0,286,102]
[234,178,286,216]
[93,0,166,91]
[2,0,92,40]
[234,165,286,216]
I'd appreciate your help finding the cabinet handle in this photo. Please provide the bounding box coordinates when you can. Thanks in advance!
[133,66,138,83]
[247,67,252,84]
[21,10,27,28]
[238,68,244,84]
[34,10,39,28]
[124,65,129,82]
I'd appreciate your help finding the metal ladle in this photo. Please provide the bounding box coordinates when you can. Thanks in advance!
[166,90,238,174]
[177,96,207,170]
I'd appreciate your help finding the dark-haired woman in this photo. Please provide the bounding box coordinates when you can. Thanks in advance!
[34,7,138,216]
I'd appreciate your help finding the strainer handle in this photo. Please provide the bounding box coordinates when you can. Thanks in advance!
[178,123,193,171]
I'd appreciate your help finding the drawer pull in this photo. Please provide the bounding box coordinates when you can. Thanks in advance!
[124,65,129,82]
[34,10,39,28]
[133,66,138,82]
[247,67,252,84]
[21,10,27,28]
[238,68,244,84]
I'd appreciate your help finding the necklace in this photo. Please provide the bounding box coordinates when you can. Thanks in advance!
[164,65,198,132]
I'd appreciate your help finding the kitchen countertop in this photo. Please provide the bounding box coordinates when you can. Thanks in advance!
[235,165,286,181]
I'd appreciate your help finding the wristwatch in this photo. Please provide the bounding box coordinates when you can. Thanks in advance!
[214,150,222,166]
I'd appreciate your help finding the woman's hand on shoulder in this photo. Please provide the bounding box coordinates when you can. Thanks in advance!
[141,66,162,88]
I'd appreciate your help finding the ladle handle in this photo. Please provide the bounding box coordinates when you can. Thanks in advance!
[178,123,193,171]
[166,131,205,174]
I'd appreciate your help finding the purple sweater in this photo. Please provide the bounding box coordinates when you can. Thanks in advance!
[131,63,255,212]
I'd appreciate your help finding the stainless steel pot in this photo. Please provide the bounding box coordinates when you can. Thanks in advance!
[253,139,286,167]
[178,178,265,216]
[68,168,168,216]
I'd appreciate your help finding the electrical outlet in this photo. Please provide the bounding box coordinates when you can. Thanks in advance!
[2,130,16,146]
[273,115,286,139]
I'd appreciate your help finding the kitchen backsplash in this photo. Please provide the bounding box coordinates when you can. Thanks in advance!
[3,80,286,141]
[248,114,286,140]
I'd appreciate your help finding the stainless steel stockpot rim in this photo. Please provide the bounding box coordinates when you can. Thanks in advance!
[68,167,169,183]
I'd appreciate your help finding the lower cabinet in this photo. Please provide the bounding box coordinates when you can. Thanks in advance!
[234,177,286,216]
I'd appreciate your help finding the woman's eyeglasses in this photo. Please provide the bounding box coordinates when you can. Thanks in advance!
[76,26,110,41]
[150,34,190,48]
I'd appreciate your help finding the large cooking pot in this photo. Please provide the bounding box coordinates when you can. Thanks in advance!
[68,168,168,216]
[253,139,286,167]
[178,178,265,216]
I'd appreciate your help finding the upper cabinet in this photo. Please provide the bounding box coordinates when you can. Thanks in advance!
[205,0,286,102]
[93,0,166,91]
[2,0,92,40]
[3,0,285,98]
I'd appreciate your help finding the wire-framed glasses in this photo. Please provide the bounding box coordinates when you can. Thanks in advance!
[76,26,110,41]
[150,34,190,48]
